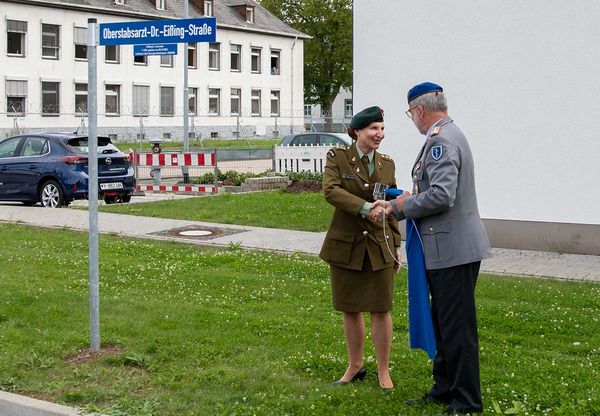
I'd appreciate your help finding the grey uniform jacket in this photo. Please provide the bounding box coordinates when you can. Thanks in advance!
[392,117,492,270]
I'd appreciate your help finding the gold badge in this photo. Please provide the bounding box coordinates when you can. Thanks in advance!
[356,167,360,173]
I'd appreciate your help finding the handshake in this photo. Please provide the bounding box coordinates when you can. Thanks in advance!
[368,190,412,223]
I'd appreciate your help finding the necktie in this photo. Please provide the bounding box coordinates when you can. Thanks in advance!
[361,155,370,176]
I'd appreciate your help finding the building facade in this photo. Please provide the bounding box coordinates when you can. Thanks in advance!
[1,0,308,140]
[304,88,352,133]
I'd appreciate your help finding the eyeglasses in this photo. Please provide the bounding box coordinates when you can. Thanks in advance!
[405,105,421,119]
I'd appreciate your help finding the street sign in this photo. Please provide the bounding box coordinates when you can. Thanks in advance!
[134,44,177,56]
[99,17,216,46]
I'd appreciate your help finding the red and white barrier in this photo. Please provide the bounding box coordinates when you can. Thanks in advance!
[135,152,215,167]
[136,184,217,193]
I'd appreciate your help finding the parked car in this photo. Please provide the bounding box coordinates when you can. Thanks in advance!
[280,132,352,147]
[0,133,136,207]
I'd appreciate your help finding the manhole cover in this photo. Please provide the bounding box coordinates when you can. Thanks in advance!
[179,230,213,237]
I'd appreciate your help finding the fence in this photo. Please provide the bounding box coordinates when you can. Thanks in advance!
[274,144,333,173]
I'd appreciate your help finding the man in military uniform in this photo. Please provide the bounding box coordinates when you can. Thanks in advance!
[374,83,492,414]
[320,106,402,390]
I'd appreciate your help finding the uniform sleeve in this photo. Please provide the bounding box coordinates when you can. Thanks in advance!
[403,138,460,219]
[322,152,368,215]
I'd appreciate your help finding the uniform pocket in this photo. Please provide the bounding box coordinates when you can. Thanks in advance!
[420,221,451,262]
[377,234,396,264]
[323,231,355,264]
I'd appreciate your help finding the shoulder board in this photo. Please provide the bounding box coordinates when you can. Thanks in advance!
[430,125,442,137]
[326,146,348,158]
[378,153,394,161]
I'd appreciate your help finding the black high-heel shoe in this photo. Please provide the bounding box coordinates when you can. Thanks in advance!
[332,367,367,385]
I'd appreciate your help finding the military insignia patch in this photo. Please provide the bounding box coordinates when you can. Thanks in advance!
[327,149,336,158]
[431,145,443,161]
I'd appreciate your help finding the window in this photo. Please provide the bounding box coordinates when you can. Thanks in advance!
[105,84,120,115]
[7,20,27,57]
[105,45,120,63]
[292,134,318,146]
[208,88,220,115]
[74,27,87,60]
[188,43,197,68]
[208,43,220,70]
[0,138,21,158]
[270,90,280,116]
[251,89,261,116]
[251,47,261,73]
[344,99,353,118]
[304,104,312,117]
[134,54,148,65]
[74,83,87,114]
[41,81,60,115]
[6,80,27,115]
[204,0,213,16]
[114,0,125,4]
[246,7,255,23]
[230,44,241,71]
[160,86,175,116]
[20,137,49,157]
[230,88,241,115]
[160,54,173,67]
[132,85,149,116]
[188,87,197,115]
[270,49,280,75]
[156,0,166,10]
[42,24,60,59]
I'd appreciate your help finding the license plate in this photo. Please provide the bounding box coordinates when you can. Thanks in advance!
[100,182,123,190]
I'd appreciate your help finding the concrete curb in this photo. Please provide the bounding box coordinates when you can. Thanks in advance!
[0,391,103,416]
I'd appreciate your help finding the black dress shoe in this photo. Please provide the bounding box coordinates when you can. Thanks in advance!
[406,393,447,405]
[332,366,367,385]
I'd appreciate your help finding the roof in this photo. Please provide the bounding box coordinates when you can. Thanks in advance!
[3,0,309,39]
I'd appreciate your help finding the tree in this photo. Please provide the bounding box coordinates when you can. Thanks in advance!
[259,0,353,132]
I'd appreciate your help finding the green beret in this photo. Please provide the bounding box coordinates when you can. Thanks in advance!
[349,106,384,129]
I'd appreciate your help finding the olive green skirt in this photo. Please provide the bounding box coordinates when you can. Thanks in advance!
[330,253,394,312]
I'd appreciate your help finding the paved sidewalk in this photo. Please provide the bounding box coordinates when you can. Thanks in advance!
[0,202,598,282]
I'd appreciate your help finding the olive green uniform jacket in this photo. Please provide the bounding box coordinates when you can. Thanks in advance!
[319,143,401,272]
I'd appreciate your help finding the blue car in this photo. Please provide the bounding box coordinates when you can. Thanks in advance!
[0,133,136,207]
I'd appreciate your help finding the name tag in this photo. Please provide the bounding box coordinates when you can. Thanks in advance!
[342,174,357,180]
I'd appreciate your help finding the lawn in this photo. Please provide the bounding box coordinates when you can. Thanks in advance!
[115,138,281,153]
[99,191,333,232]
[0,224,598,415]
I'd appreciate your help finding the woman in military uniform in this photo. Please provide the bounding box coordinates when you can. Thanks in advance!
[319,106,402,390]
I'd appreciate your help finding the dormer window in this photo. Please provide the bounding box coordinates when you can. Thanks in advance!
[246,6,255,23]
[156,0,166,10]
[204,0,213,17]
[114,0,125,5]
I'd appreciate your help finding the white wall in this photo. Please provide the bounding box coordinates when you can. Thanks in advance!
[354,0,600,225]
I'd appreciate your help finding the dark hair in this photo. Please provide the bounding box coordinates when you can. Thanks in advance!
[347,128,358,141]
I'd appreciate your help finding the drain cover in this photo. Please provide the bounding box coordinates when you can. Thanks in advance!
[178,230,213,237]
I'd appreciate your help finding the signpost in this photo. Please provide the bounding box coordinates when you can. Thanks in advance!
[87,14,216,352]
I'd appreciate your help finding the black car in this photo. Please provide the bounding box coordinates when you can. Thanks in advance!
[0,133,136,207]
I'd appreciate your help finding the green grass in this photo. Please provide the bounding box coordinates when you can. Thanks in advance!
[0,224,599,415]
[99,191,334,232]
[115,138,281,153]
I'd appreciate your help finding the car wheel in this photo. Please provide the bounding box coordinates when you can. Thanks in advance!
[39,180,65,208]
[121,195,131,203]
[104,196,117,204]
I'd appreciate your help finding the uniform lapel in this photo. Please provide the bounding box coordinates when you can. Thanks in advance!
[371,151,382,183]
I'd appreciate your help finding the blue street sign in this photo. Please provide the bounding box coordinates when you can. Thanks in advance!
[99,18,216,46]
[134,44,178,56]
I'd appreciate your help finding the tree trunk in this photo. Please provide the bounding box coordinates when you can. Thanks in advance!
[322,100,334,132]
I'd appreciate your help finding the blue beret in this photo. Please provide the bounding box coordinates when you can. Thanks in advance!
[350,106,384,129]
[407,82,443,103]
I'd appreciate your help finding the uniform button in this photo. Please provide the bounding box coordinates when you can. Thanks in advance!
[364,183,369,188]
[361,215,366,219]
[429,227,434,232]
[363,231,368,235]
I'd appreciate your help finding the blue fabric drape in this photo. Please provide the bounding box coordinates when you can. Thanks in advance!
[406,219,436,359]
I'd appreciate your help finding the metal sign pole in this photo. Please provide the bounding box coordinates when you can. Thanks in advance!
[87,18,100,353]
[182,0,190,183]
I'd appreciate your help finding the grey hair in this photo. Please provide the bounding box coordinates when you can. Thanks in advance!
[410,91,448,112]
